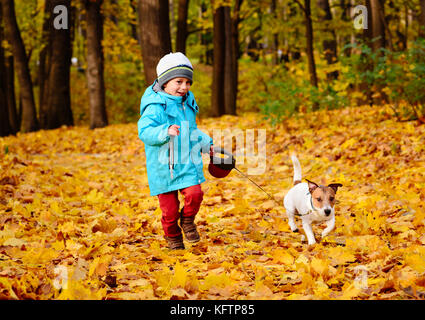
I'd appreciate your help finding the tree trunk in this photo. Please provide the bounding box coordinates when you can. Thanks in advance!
[5,56,18,133]
[362,0,387,104]
[169,0,175,50]
[358,0,374,105]
[138,0,172,85]
[37,0,48,127]
[129,0,139,43]
[364,0,373,42]
[199,3,212,65]
[176,0,189,53]
[223,6,236,115]
[370,0,386,51]
[0,4,11,136]
[0,3,17,135]
[231,0,242,110]
[85,0,108,129]
[38,0,50,127]
[317,0,338,80]
[211,1,241,117]
[302,0,318,88]
[41,0,74,130]
[0,79,11,137]
[378,0,393,51]
[1,0,38,132]
[419,0,425,38]
[340,0,352,56]
[211,4,225,117]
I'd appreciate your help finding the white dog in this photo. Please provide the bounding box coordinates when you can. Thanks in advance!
[283,155,342,245]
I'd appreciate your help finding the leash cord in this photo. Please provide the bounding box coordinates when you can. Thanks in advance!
[234,167,280,205]
[234,167,308,217]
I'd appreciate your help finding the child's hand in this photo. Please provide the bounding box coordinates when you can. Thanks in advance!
[168,125,180,136]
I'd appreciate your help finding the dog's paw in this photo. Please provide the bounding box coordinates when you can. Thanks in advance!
[301,235,317,247]
[288,222,298,233]
[307,237,317,245]
[321,231,331,239]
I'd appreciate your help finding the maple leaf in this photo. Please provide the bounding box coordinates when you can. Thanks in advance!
[273,249,295,265]
[170,262,188,288]
[310,257,329,277]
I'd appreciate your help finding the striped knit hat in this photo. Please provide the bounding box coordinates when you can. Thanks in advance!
[156,52,193,88]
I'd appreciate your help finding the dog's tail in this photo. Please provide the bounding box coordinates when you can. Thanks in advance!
[291,154,302,186]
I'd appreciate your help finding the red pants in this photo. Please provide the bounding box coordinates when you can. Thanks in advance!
[158,185,204,237]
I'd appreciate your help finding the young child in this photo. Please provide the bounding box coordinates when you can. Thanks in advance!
[138,52,213,250]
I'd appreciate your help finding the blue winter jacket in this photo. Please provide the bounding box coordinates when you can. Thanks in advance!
[138,81,213,196]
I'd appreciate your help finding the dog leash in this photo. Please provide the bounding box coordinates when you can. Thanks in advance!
[232,166,301,213]
[211,148,304,214]
[210,147,313,216]
[233,167,276,201]
[234,168,310,217]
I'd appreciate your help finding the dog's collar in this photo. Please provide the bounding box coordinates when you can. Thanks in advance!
[308,192,320,212]
[294,193,319,217]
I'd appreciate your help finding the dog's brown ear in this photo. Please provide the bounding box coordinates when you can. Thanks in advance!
[328,183,343,194]
[306,179,319,194]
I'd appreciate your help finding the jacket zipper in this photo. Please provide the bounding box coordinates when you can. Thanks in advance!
[182,100,186,118]
[182,99,199,181]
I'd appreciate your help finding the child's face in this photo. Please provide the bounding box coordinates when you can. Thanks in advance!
[163,77,191,97]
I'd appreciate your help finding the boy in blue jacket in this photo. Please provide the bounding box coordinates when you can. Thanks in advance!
[138,52,213,250]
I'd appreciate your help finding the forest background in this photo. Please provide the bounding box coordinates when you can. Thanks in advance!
[1,0,425,136]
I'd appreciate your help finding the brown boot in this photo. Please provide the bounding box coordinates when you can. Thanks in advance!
[164,234,185,250]
[180,215,200,243]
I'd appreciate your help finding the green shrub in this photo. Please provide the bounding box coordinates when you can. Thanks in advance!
[340,39,425,121]
[237,59,347,124]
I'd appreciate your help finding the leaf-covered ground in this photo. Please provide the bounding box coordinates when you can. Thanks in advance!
[1,105,425,300]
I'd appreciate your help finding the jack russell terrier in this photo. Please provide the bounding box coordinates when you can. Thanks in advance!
[283,155,342,245]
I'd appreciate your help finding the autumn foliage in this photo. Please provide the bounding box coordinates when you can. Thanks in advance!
[1,104,425,300]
